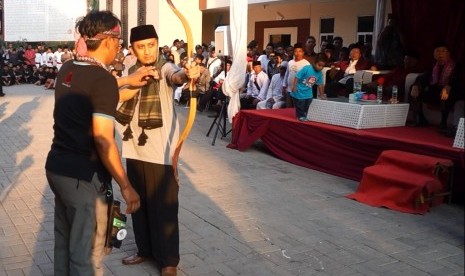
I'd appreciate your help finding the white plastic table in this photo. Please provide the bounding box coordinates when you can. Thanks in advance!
[307,98,409,129]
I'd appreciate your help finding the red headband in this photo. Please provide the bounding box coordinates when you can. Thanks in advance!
[88,25,121,40]
[76,25,121,57]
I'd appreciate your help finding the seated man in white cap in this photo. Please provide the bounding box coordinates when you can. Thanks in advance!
[240,60,270,109]
[256,62,288,109]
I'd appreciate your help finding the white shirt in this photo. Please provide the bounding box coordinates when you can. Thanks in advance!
[35,53,43,65]
[54,51,63,64]
[339,59,359,84]
[256,73,286,110]
[213,70,226,84]
[345,59,359,75]
[45,52,54,67]
[284,58,310,91]
[257,54,270,73]
[119,63,181,165]
[247,70,270,100]
[41,52,47,66]
[171,47,180,66]
[207,57,222,78]
[265,73,285,100]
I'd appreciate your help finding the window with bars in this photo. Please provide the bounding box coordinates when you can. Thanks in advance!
[357,16,374,44]
[320,18,334,44]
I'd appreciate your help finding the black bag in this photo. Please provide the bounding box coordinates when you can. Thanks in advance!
[104,200,127,252]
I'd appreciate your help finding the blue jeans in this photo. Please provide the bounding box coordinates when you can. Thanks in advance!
[292,97,313,119]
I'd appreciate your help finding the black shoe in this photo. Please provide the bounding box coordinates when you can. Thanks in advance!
[0,93,5,97]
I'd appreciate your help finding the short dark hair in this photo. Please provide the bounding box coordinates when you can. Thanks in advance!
[433,41,449,50]
[247,40,258,49]
[294,43,304,50]
[180,52,187,60]
[307,36,316,42]
[324,44,335,51]
[314,53,328,64]
[76,11,121,51]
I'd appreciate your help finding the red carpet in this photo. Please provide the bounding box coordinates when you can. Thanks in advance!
[228,108,464,202]
[346,150,454,214]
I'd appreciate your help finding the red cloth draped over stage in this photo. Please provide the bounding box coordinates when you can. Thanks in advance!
[227,109,464,201]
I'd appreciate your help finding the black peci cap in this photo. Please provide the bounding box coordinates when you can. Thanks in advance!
[130,25,158,43]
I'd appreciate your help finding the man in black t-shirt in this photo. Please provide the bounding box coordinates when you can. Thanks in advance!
[45,11,141,276]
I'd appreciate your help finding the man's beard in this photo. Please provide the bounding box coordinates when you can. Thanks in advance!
[142,61,156,66]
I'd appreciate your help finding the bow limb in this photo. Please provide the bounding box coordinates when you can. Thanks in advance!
[167,0,197,179]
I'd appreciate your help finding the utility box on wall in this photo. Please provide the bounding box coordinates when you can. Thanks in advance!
[214,25,232,56]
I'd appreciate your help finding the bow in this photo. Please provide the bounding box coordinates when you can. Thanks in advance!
[167,0,197,179]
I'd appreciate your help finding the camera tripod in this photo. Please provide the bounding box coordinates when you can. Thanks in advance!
[206,96,231,145]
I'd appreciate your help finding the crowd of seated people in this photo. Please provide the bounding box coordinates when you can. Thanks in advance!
[1,62,60,89]
[0,43,76,90]
[187,37,395,112]
[195,35,462,137]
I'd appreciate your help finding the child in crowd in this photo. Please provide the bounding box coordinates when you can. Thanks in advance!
[34,67,46,85]
[291,53,328,121]
[30,66,39,84]
[23,64,33,83]
[13,65,23,85]
[2,65,12,86]
[44,67,58,89]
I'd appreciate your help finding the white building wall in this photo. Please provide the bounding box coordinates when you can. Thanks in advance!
[127,4,138,30]
[203,0,391,51]
[113,1,122,20]
[99,0,202,55]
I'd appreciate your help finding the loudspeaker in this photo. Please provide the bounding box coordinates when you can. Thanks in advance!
[214,26,232,56]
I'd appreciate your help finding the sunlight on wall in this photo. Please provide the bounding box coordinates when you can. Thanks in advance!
[3,0,87,41]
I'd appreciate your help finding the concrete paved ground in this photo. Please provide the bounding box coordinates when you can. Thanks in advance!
[0,84,463,276]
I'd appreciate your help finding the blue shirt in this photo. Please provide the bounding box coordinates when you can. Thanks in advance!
[293,64,323,99]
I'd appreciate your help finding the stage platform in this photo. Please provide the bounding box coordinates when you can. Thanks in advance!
[227,108,464,202]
